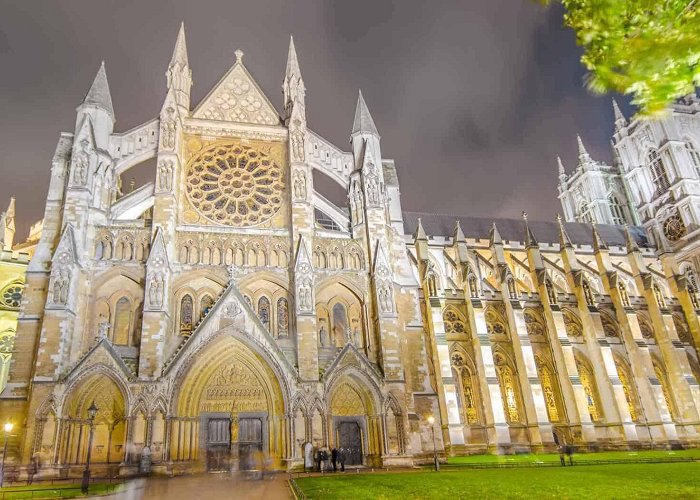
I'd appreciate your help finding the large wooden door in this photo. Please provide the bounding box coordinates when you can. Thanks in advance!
[338,421,362,465]
[206,418,231,471]
[238,417,263,470]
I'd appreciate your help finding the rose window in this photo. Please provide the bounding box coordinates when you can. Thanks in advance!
[1,284,23,309]
[186,143,283,226]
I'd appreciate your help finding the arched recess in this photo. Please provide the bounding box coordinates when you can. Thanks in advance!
[383,394,406,456]
[171,335,288,465]
[58,371,128,465]
[613,354,642,422]
[239,274,292,339]
[493,347,524,424]
[574,351,603,423]
[316,278,366,350]
[652,355,677,421]
[89,271,144,347]
[449,345,482,426]
[325,367,383,466]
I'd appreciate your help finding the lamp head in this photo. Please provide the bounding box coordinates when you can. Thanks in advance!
[87,401,98,421]
[3,422,12,433]
[427,415,435,425]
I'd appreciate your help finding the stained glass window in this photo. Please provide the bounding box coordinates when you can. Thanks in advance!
[277,297,289,337]
[180,294,193,335]
[258,296,271,331]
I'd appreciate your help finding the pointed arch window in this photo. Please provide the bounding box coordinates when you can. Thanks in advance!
[648,149,671,195]
[654,361,677,420]
[200,294,214,321]
[443,309,466,334]
[277,297,289,338]
[608,194,626,225]
[113,297,131,345]
[539,366,560,422]
[616,362,639,421]
[576,361,601,422]
[332,303,349,346]
[179,294,193,335]
[258,296,271,331]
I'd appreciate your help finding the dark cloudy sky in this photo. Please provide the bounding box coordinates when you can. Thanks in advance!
[0,0,630,238]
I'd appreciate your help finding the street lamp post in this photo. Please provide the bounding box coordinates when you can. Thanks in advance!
[1,422,13,488]
[427,416,439,471]
[81,401,98,494]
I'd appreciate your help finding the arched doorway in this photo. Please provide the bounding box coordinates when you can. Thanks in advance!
[328,376,380,466]
[172,335,287,471]
[59,373,127,466]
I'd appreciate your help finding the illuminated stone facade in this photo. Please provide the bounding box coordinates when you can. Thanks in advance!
[2,26,700,479]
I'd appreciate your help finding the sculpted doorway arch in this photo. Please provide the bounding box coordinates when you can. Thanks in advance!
[172,335,287,471]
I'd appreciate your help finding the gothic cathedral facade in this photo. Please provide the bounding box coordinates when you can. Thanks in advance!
[3,26,700,477]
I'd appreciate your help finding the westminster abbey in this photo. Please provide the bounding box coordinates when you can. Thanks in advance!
[2,24,700,477]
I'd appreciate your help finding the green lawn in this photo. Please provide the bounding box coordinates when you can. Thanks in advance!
[294,463,700,499]
[446,448,700,465]
[0,483,120,499]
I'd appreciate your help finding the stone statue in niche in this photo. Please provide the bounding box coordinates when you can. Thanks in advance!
[293,170,306,199]
[319,325,327,347]
[160,107,176,150]
[291,130,305,162]
[73,139,90,185]
[157,160,173,191]
[148,272,164,308]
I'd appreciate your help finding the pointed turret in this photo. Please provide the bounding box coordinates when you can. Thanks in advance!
[591,223,608,252]
[415,217,427,241]
[522,212,538,248]
[352,90,379,138]
[167,22,192,113]
[624,225,640,254]
[557,214,573,248]
[283,35,306,123]
[81,62,114,119]
[612,98,626,128]
[414,218,429,261]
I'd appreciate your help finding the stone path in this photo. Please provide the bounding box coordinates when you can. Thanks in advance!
[97,472,291,500]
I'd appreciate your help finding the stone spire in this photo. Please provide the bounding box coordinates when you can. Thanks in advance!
[591,223,608,252]
[167,22,192,112]
[352,90,379,138]
[522,211,538,248]
[82,62,114,119]
[557,214,573,248]
[283,35,305,121]
[612,98,626,128]
[577,134,590,161]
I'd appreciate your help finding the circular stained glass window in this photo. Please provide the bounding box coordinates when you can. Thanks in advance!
[1,284,23,308]
[185,142,284,226]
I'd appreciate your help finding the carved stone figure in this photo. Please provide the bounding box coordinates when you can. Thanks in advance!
[160,107,176,150]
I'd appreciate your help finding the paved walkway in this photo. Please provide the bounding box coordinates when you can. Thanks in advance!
[98,473,291,500]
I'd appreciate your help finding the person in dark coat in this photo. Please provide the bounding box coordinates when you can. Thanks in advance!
[338,448,346,472]
[331,448,338,472]
[313,446,321,472]
[558,445,566,466]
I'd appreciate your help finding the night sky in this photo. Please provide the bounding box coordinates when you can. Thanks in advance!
[0,0,632,238]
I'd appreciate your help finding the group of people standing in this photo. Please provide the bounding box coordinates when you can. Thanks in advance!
[313,446,347,472]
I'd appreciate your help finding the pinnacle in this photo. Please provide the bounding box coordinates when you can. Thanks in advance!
[285,35,301,79]
[557,214,573,248]
[576,134,589,158]
[235,49,244,63]
[557,156,566,177]
[591,223,608,252]
[624,225,640,253]
[523,211,538,248]
[170,22,189,68]
[82,62,114,118]
[612,98,625,124]
[453,220,466,243]
[352,90,379,137]
[489,222,503,246]
[415,217,428,241]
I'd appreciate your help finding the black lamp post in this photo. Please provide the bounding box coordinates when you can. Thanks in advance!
[427,415,439,471]
[1,422,13,488]
[81,401,98,494]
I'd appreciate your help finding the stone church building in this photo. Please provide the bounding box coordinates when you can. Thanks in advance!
[2,25,700,476]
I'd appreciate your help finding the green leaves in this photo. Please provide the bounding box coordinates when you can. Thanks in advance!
[541,0,700,115]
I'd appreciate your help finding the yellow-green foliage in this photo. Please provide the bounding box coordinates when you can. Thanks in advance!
[541,0,700,116]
